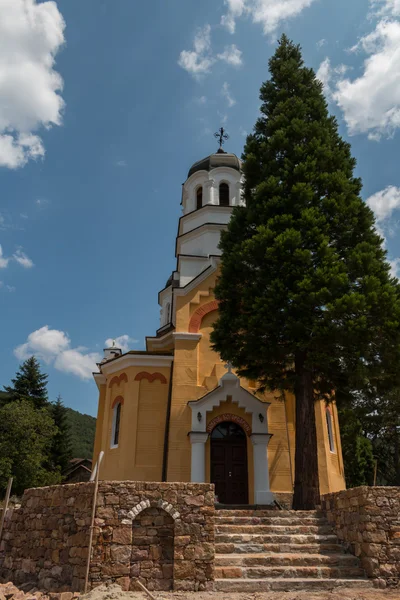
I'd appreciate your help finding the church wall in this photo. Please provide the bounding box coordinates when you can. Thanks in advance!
[93,383,106,465]
[167,338,200,482]
[267,394,295,494]
[98,366,171,483]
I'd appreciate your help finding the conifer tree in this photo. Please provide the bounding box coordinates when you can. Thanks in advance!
[51,395,73,475]
[211,35,400,509]
[4,357,48,409]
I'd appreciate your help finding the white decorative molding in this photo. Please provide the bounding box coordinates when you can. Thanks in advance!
[173,332,202,341]
[189,432,209,482]
[188,370,270,434]
[124,498,181,522]
[146,331,174,350]
[174,257,220,297]
[101,354,173,376]
[93,372,106,390]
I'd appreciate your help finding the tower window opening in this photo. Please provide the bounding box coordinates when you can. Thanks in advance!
[165,302,171,324]
[111,401,122,448]
[196,186,203,210]
[219,182,230,206]
[326,408,335,453]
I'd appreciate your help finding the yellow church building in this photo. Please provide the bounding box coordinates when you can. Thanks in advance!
[93,147,346,505]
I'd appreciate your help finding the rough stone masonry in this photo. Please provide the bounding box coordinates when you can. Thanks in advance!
[321,486,400,587]
[0,481,215,593]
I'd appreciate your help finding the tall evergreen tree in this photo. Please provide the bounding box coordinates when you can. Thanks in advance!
[51,395,73,475]
[211,36,400,509]
[4,357,48,409]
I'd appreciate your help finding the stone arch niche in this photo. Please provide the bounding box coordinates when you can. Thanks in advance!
[130,506,175,591]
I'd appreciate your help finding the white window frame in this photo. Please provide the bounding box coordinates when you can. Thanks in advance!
[326,408,335,453]
[111,401,122,449]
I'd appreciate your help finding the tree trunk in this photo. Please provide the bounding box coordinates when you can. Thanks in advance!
[292,353,320,510]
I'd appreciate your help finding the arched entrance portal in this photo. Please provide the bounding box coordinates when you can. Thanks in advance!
[211,421,249,504]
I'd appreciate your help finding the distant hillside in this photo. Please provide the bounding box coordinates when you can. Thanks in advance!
[65,408,96,459]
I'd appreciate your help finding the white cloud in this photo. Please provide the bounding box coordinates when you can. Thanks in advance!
[14,326,102,380]
[365,185,400,242]
[15,326,70,363]
[0,281,15,293]
[0,0,65,169]
[54,349,101,380]
[316,57,332,96]
[217,44,243,67]
[366,185,400,221]
[178,26,243,77]
[239,126,248,137]
[105,334,137,354]
[371,0,400,16]
[222,82,236,108]
[178,25,215,77]
[389,257,400,277]
[0,245,10,269]
[13,248,34,268]
[195,96,208,104]
[115,160,127,167]
[36,198,49,208]
[317,38,327,49]
[328,19,400,140]
[221,0,317,35]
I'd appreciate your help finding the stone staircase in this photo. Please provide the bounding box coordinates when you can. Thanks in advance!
[214,509,372,591]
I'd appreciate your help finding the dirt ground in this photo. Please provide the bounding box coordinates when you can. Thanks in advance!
[82,584,399,600]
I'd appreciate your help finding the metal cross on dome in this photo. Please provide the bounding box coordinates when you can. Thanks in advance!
[214,127,229,150]
[225,362,233,373]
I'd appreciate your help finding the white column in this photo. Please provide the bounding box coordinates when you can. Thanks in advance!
[189,432,209,482]
[251,433,274,505]
[204,179,215,205]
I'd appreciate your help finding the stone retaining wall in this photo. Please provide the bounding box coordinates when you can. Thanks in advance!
[0,481,215,593]
[321,486,400,587]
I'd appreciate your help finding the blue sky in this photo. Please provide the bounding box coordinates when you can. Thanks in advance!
[2,0,400,417]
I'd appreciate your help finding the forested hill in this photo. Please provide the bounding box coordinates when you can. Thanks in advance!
[65,408,96,459]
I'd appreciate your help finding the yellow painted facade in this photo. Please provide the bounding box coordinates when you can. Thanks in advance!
[93,268,346,501]
[93,150,346,503]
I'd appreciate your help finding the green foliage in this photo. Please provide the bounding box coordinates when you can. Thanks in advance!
[338,407,375,488]
[3,357,48,409]
[65,408,96,459]
[0,401,61,495]
[51,395,73,474]
[211,35,400,507]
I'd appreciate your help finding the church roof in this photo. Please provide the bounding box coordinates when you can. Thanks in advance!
[187,149,241,178]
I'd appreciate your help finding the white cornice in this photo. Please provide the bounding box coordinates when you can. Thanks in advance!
[174,257,220,297]
[173,332,202,341]
[93,372,106,390]
[146,331,174,350]
[100,353,173,376]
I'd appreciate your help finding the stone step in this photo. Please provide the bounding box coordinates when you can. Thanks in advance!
[215,542,343,554]
[215,553,360,567]
[216,510,325,518]
[215,524,333,535]
[215,565,366,579]
[215,515,329,526]
[215,578,372,592]
[216,533,340,544]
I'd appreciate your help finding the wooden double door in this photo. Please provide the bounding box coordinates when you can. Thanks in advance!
[210,421,249,504]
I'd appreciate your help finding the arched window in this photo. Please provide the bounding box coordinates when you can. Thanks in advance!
[219,182,230,206]
[196,186,203,210]
[111,399,122,448]
[326,409,335,453]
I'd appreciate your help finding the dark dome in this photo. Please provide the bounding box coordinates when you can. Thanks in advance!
[188,149,241,178]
